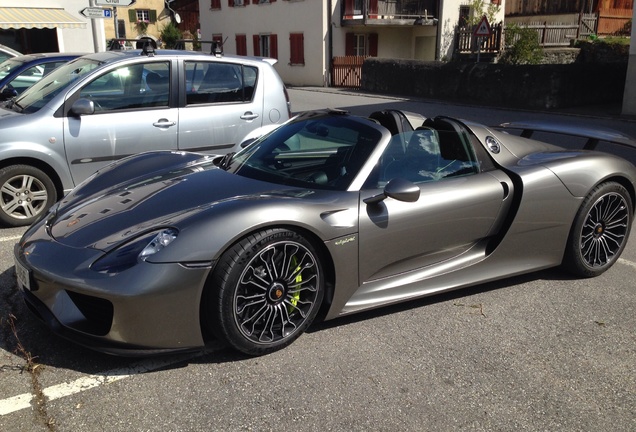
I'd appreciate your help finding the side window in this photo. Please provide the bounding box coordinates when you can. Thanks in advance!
[79,61,170,112]
[185,62,257,105]
[9,65,44,94]
[378,126,479,186]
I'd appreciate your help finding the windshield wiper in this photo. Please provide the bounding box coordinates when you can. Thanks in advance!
[217,152,235,170]
[5,98,23,112]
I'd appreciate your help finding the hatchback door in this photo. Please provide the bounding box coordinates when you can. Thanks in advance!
[63,60,177,185]
[177,59,262,155]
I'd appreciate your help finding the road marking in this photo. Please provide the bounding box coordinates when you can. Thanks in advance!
[0,347,219,416]
[618,257,636,270]
[0,235,22,243]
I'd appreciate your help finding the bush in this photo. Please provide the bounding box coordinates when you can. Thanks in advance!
[499,24,543,65]
[160,22,182,49]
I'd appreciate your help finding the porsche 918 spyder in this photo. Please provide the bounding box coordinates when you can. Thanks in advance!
[14,109,636,356]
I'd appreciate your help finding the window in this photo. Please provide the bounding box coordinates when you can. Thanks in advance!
[345,33,377,56]
[289,33,304,65]
[210,0,221,9]
[236,34,247,56]
[229,0,244,6]
[79,62,170,112]
[117,19,126,38]
[459,5,470,27]
[128,9,157,24]
[185,62,257,105]
[253,34,278,59]
[136,10,149,22]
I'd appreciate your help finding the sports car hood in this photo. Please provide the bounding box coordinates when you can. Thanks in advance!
[47,153,302,250]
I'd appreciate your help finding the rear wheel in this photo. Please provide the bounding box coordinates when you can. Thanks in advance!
[205,228,324,356]
[0,165,57,227]
[563,182,632,277]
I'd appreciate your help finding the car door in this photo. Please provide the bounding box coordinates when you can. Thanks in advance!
[63,60,177,185]
[358,125,511,283]
[177,59,262,155]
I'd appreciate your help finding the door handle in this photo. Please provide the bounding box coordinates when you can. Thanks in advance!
[240,112,259,121]
[153,118,177,128]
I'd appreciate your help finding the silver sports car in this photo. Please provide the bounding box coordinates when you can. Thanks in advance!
[14,109,636,356]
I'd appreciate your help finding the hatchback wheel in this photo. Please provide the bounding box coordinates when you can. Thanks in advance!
[0,165,56,227]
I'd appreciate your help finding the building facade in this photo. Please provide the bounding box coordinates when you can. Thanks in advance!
[102,0,175,47]
[0,0,104,53]
[198,0,505,87]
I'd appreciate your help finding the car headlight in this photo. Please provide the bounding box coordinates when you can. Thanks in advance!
[92,228,178,274]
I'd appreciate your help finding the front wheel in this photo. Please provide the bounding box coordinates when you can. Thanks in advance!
[0,165,57,227]
[205,229,324,356]
[563,182,632,277]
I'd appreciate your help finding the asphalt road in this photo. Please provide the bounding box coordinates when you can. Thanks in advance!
[0,89,635,431]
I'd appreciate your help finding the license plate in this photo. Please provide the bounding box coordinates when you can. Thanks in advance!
[14,258,31,291]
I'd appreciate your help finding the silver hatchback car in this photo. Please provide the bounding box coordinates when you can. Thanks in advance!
[0,48,291,227]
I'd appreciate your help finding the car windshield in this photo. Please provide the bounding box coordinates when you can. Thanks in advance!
[0,58,25,80]
[226,113,382,191]
[12,57,101,114]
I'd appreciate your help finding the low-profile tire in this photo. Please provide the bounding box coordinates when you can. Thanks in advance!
[563,181,632,278]
[0,165,57,227]
[205,228,324,356]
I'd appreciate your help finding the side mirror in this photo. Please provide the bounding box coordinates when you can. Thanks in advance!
[70,98,95,116]
[364,178,420,205]
[0,86,18,101]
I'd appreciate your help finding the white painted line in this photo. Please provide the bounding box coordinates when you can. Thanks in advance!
[0,348,217,416]
[0,235,22,243]
[618,257,636,270]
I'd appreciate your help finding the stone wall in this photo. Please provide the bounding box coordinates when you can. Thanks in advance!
[361,57,628,110]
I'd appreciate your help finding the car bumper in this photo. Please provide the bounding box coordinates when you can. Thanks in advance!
[14,233,210,356]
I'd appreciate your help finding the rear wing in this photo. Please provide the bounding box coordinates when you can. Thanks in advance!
[496,121,636,152]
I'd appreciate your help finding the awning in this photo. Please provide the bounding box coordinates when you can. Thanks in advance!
[0,7,87,30]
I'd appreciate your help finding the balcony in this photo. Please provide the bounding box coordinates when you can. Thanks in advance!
[341,0,438,26]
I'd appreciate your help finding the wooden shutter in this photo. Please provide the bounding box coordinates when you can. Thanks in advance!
[290,33,304,65]
[128,9,136,21]
[149,10,157,23]
[253,35,260,56]
[345,32,354,56]
[270,34,278,59]
[236,34,247,55]
[369,0,378,18]
[369,33,378,56]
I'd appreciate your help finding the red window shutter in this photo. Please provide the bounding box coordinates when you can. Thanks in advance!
[236,34,247,55]
[290,33,304,65]
[253,35,260,56]
[270,34,278,59]
[369,0,378,18]
[344,0,354,18]
[345,32,354,56]
[228,0,232,6]
[369,33,378,56]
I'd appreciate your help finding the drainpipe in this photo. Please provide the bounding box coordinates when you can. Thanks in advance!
[435,0,442,60]
[327,0,333,87]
